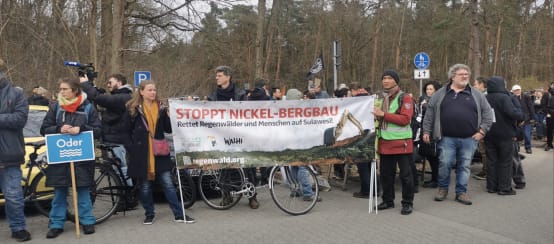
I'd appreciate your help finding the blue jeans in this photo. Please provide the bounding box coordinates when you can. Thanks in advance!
[289,166,314,197]
[437,136,478,195]
[522,124,532,150]
[0,166,26,232]
[49,187,96,229]
[138,170,183,218]
[111,144,132,186]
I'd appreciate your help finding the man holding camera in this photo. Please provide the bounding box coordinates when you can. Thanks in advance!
[81,74,134,186]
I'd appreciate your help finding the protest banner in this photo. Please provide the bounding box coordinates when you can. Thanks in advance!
[169,96,376,168]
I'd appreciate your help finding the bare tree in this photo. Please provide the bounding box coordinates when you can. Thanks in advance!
[255,0,265,77]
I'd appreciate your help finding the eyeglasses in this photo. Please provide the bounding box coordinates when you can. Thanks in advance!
[455,73,469,77]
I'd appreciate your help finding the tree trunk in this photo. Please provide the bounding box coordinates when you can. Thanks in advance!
[255,0,266,78]
[395,3,407,69]
[493,16,503,75]
[89,0,98,70]
[100,0,113,81]
[469,0,481,78]
[110,0,124,75]
[263,0,280,77]
[370,20,381,89]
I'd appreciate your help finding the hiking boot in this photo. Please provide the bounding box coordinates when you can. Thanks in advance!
[289,190,301,197]
[143,216,155,225]
[248,197,259,209]
[377,202,394,210]
[497,189,517,195]
[400,203,413,215]
[515,183,526,189]
[82,225,95,235]
[422,181,438,188]
[303,195,322,202]
[353,192,370,199]
[434,188,448,201]
[473,172,486,180]
[455,192,472,205]
[46,228,63,239]
[11,230,31,242]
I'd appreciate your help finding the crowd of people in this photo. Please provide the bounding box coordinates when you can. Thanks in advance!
[2,56,554,241]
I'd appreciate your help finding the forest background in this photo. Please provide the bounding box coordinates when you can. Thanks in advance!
[0,0,552,99]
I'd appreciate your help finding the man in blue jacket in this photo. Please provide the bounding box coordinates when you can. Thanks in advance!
[0,58,31,242]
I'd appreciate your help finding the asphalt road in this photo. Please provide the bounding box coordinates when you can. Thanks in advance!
[1,141,553,244]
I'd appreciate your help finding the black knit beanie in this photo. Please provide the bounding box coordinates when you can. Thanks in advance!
[382,69,400,84]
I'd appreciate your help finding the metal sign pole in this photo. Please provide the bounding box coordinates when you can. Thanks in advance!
[420,79,423,98]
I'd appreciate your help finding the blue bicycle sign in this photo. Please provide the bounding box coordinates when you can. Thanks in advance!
[414,52,430,70]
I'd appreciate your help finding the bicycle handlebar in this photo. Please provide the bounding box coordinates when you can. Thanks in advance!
[25,140,46,150]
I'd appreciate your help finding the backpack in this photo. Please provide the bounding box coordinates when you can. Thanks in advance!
[56,102,93,123]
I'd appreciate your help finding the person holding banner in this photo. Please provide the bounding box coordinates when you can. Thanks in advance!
[349,82,373,199]
[40,77,101,238]
[126,80,195,225]
[0,59,32,242]
[284,88,322,202]
[208,66,260,209]
[373,70,415,215]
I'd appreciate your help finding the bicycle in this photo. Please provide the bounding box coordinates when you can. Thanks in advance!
[84,143,197,224]
[198,164,319,215]
[1,140,57,217]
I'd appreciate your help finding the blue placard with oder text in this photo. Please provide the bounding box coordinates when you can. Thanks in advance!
[45,131,95,164]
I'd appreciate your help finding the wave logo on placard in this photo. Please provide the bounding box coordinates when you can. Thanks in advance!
[59,149,83,158]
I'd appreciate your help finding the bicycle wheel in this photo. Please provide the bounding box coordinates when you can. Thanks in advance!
[67,163,123,224]
[173,168,196,209]
[198,166,245,210]
[29,171,55,217]
[269,165,319,215]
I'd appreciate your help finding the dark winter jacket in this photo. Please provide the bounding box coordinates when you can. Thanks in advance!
[208,82,247,101]
[40,99,101,187]
[82,81,133,144]
[514,93,535,124]
[127,104,173,180]
[541,88,554,116]
[422,81,493,141]
[248,87,270,101]
[0,74,29,167]
[485,76,525,140]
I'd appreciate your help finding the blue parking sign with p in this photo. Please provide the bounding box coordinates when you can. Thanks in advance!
[134,71,151,87]
[45,131,95,164]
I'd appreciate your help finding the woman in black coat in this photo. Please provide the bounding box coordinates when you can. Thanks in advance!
[126,80,194,225]
[40,77,101,238]
[418,80,441,188]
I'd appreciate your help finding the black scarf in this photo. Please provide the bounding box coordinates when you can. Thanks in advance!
[248,87,270,101]
[216,82,237,101]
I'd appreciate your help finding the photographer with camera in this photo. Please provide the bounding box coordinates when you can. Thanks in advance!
[80,72,134,187]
